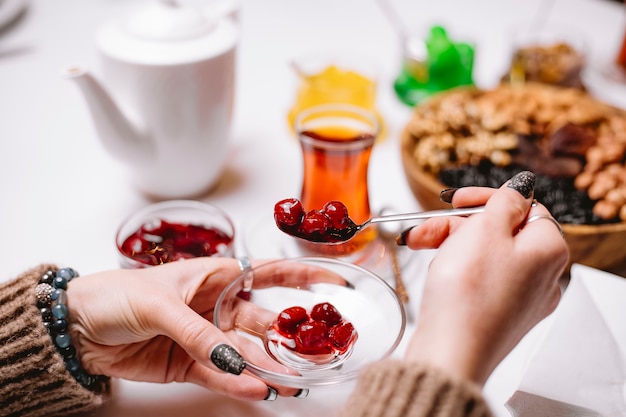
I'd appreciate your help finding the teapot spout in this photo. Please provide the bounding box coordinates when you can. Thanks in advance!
[64,66,152,165]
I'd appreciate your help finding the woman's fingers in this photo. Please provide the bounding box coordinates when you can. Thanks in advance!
[157,296,303,400]
[445,186,496,208]
[515,202,570,290]
[183,332,302,400]
[480,171,537,237]
[400,171,537,249]
[184,356,274,401]
[250,260,348,289]
[397,216,466,249]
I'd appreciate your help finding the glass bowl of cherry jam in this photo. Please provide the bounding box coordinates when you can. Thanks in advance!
[116,200,235,268]
[213,257,406,388]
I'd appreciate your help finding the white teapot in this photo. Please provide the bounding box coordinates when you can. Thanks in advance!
[66,0,238,198]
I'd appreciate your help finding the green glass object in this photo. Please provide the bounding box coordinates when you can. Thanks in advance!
[394,26,475,107]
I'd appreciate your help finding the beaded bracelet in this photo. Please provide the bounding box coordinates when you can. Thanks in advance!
[35,267,107,392]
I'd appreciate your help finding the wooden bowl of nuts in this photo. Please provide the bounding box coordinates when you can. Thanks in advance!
[400,83,626,275]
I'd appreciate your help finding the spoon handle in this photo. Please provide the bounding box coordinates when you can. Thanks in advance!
[368,206,486,226]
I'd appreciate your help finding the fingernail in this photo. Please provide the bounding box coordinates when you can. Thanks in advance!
[439,188,458,204]
[210,344,246,375]
[293,388,309,399]
[395,226,414,246]
[265,386,278,401]
[507,171,535,199]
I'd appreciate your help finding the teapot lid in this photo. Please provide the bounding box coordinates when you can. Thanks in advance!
[97,0,238,65]
[124,0,213,41]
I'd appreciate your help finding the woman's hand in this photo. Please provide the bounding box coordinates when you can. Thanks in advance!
[66,257,339,401]
[400,171,569,385]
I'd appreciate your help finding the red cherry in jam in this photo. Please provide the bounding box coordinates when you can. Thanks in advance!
[295,320,332,355]
[329,322,357,352]
[310,302,342,326]
[269,302,357,358]
[276,306,309,336]
[120,220,232,266]
[321,201,352,229]
[299,210,332,237]
[273,198,359,243]
[236,289,251,301]
[274,198,305,230]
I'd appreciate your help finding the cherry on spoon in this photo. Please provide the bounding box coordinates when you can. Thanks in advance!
[274,198,485,245]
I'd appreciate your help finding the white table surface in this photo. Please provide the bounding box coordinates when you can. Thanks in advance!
[1,0,625,416]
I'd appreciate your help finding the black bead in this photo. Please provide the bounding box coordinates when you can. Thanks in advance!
[59,344,76,359]
[76,371,91,386]
[39,271,56,285]
[42,321,52,332]
[40,270,56,285]
[40,307,53,322]
[66,357,81,374]
[51,318,68,334]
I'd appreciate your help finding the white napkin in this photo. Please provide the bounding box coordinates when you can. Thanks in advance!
[506,264,626,417]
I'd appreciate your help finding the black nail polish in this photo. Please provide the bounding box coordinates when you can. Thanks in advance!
[507,171,535,199]
[395,226,414,246]
[210,344,246,375]
[293,388,309,399]
[439,188,458,204]
[265,386,278,401]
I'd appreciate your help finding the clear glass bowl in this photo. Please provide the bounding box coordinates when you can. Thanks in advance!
[115,200,235,268]
[213,257,406,388]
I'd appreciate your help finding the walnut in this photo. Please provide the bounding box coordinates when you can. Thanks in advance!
[404,83,626,224]
[490,149,512,166]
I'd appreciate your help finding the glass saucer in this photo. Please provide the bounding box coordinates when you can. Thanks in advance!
[241,212,411,283]
[213,257,406,388]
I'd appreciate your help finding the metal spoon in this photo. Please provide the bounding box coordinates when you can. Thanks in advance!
[289,206,486,245]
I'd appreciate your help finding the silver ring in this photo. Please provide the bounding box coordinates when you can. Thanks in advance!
[237,256,251,273]
[237,256,254,294]
[526,214,565,238]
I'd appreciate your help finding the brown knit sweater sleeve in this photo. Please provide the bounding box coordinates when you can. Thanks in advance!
[0,265,110,417]
[341,360,493,417]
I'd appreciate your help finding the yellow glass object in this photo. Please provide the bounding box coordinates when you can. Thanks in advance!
[288,63,386,140]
